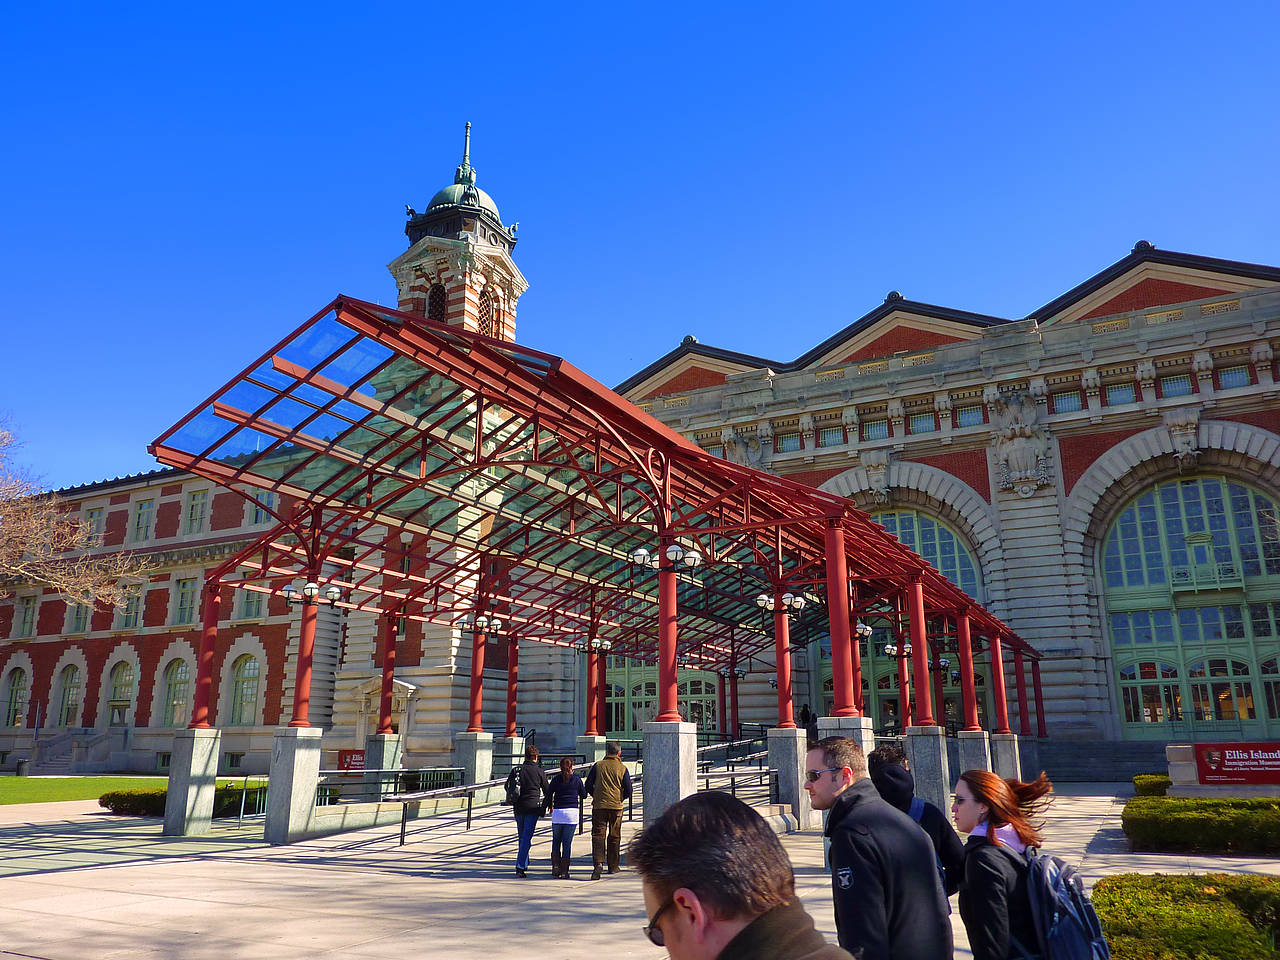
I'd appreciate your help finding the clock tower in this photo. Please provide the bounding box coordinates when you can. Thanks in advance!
[389,123,528,341]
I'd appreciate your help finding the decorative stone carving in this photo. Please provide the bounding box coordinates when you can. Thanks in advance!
[1136,359,1156,387]
[1252,341,1274,366]
[886,399,904,435]
[1163,406,1202,471]
[982,384,1001,407]
[933,392,952,414]
[989,391,1052,497]
[722,425,771,471]
[1192,350,1214,384]
[841,406,859,430]
[1081,367,1101,396]
[861,449,892,504]
[1028,377,1047,402]
[798,413,815,446]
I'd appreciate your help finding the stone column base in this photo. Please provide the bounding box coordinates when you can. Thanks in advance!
[956,729,992,776]
[493,736,525,779]
[163,728,221,837]
[576,735,607,765]
[768,726,818,829]
[1017,736,1041,781]
[264,727,324,845]
[454,731,494,785]
[643,720,696,823]
[904,726,951,814]
[363,733,402,801]
[815,715,876,759]
[991,732,1022,781]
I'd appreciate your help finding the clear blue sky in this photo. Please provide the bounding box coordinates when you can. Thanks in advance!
[4,2,1278,491]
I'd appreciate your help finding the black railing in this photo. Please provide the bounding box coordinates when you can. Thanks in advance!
[697,767,779,805]
[316,767,464,806]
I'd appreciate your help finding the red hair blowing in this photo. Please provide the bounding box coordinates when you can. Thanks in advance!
[959,770,1053,847]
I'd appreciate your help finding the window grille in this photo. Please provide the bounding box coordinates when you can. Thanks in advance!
[819,426,845,447]
[1160,374,1193,397]
[1105,382,1136,405]
[908,413,935,434]
[775,432,802,453]
[1219,364,1250,389]
[1051,390,1083,413]
[956,405,983,427]
[863,419,889,441]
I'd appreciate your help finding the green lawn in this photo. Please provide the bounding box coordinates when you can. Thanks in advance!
[0,776,174,804]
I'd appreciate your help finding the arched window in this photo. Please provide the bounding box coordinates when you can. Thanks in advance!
[873,510,983,601]
[1262,658,1280,720]
[229,655,260,726]
[677,677,718,731]
[1102,476,1280,738]
[107,661,135,726]
[427,283,448,322]
[161,660,190,728]
[4,668,28,727]
[57,665,81,727]
[477,290,494,338]
[604,658,719,734]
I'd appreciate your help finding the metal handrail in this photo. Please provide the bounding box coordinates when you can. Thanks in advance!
[697,767,779,804]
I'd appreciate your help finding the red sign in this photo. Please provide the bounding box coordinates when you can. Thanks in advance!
[338,749,366,771]
[1194,741,1280,785]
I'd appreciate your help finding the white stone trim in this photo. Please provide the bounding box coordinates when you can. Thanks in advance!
[819,458,1006,611]
[48,647,91,727]
[97,641,143,728]
[147,638,198,729]
[0,649,35,727]
[216,632,268,727]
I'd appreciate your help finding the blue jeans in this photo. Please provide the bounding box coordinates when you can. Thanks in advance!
[551,821,575,860]
[514,813,539,870]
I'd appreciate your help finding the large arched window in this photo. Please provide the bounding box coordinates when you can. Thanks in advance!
[873,510,983,601]
[604,657,719,735]
[4,668,28,727]
[57,665,81,727]
[1102,476,1280,738]
[107,661,135,726]
[427,283,448,322]
[160,660,190,728]
[229,655,260,726]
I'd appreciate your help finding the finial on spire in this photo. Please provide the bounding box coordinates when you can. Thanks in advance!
[463,121,471,167]
[455,121,476,186]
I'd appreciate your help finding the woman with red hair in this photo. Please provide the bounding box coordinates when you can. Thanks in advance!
[951,769,1053,960]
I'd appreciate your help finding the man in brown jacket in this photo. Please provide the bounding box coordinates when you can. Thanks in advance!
[585,741,632,880]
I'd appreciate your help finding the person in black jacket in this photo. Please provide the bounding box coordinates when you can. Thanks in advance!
[867,743,965,895]
[952,769,1054,960]
[505,744,550,878]
[629,791,852,960]
[804,736,952,960]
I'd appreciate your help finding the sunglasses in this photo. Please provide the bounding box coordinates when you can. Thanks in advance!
[643,897,675,946]
[805,767,841,783]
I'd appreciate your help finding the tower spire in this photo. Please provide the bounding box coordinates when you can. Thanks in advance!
[455,121,475,185]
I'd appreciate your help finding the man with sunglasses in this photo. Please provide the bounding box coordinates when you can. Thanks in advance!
[804,737,952,960]
[629,791,851,960]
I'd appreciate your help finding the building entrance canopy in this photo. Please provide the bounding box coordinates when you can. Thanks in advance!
[150,296,1037,727]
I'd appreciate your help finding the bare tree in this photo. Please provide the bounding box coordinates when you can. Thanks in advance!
[0,427,146,606]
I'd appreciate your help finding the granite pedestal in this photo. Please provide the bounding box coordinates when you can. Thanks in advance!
[162,728,221,837]
[956,729,992,777]
[904,726,951,814]
[815,715,876,759]
[363,733,402,801]
[493,736,525,778]
[454,731,494,785]
[642,720,696,823]
[991,732,1022,780]
[264,727,324,845]
[576,735,606,765]
[768,726,818,829]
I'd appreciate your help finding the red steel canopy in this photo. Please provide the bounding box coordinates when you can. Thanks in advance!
[151,296,1038,679]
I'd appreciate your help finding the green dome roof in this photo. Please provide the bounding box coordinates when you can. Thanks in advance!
[427,181,500,221]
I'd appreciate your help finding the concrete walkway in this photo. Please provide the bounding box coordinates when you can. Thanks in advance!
[0,782,1276,958]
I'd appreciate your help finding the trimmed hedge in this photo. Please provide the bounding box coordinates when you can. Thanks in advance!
[99,785,267,819]
[1122,796,1280,854]
[1132,773,1171,796]
[1093,873,1280,960]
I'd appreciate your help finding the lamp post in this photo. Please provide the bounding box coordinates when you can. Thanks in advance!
[853,620,873,714]
[464,610,504,734]
[756,590,806,728]
[282,580,343,727]
[879,636,913,733]
[630,541,703,723]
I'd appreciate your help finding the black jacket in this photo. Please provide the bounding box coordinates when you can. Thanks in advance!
[508,761,550,817]
[959,834,1039,960]
[870,764,966,895]
[824,778,953,960]
[715,899,854,960]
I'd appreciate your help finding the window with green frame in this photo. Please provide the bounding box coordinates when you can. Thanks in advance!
[1103,476,1280,733]
[603,657,719,734]
[873,510,983,602]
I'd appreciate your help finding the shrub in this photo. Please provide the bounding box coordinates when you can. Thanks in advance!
[1122,796,1280,854]
[1093,873,1280,960]
[99,784,268,819]
[1132,773,1171,796]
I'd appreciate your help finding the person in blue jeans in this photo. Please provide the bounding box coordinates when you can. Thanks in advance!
[547,756,587,878]
[505,744,551,877]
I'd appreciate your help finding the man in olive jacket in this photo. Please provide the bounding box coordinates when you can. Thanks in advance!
[805,737,952,960]
[585,741,632,880]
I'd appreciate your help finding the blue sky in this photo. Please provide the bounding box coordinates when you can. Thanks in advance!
[3,2,1278,491]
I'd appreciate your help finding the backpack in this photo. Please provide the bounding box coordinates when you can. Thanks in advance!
[503,768,520,806]
[907,797,949,897]
[998,846,1111,960]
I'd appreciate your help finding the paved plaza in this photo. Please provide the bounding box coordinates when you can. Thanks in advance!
[1,782,1278,959]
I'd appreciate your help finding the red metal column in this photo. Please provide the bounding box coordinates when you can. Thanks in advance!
[597,652,608,737]
[957,611,980,731]
[729,668,741,737]
[896,594,911,729]
[505,635,519,738]
[585,647,600,736]
[849,609,865,714]
[933,651,947,729]
[907,577,934,726]
[824,521,857,717]
[989,632,1012,734]
[1032,658,1048,738]
[656,535,681,722]
[376,613,397,735]
[1014,649,1032,736]
[189,579,222,729]
[466,625,487,733]
[774,595,795,728]
[288,589,319,728]
[717,673,727,736]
